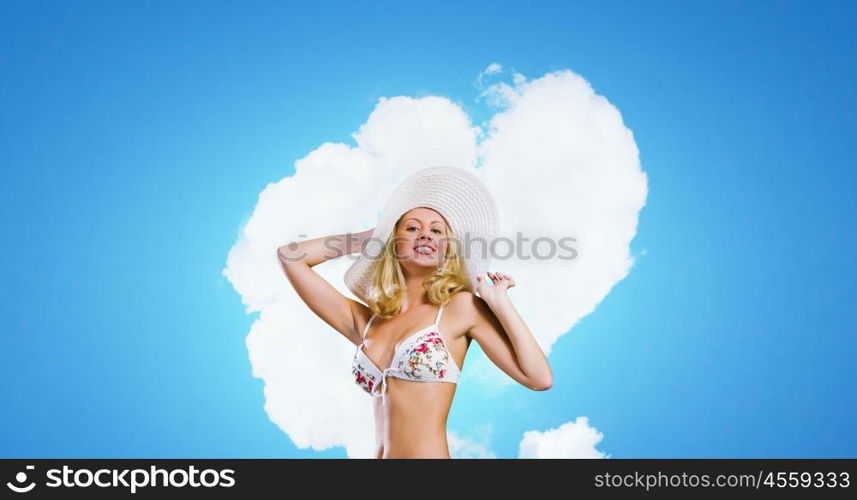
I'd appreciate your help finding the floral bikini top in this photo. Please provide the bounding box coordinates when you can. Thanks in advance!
[352,302,461,405]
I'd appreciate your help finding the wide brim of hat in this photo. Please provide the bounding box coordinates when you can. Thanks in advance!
[344,165,498,302]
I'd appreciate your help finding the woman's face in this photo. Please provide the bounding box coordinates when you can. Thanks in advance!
[393,207,449,271]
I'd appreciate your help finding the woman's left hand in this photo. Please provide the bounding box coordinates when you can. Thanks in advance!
[476,271,516,304]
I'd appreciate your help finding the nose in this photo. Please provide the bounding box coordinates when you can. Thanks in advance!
[420,229,434,241]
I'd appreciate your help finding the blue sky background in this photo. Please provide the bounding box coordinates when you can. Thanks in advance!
[1,0,854,458]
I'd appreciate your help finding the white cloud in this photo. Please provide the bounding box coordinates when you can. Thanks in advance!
[475,62,503,91]
[451,417,610,459]
[448,424,497,459]
[222,66,646,457]
[485,62,503,74]
[519,417,610,458]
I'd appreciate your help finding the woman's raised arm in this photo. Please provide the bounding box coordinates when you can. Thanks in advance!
[277,229,373,346]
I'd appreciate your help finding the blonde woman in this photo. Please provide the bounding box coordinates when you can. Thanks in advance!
[277,166,553,459]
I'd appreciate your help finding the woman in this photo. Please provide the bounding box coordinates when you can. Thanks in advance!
[277,166,553,459]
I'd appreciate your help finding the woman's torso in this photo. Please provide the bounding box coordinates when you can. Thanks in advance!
[352,294,471,458]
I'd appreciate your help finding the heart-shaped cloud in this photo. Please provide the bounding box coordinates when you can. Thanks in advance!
[222,64,646,458]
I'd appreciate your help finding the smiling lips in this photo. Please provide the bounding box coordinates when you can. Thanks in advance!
[414,244,435,255]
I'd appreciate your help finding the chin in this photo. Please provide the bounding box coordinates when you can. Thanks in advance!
[403,258,442,272]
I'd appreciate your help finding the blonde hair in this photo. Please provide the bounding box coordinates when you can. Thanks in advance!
[365,214,471,318]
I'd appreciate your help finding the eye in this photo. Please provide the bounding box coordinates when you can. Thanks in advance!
[407,226,418,231]
[432,228,442,234]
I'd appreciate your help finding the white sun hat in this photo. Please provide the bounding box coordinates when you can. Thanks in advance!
[344,165,499,302]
